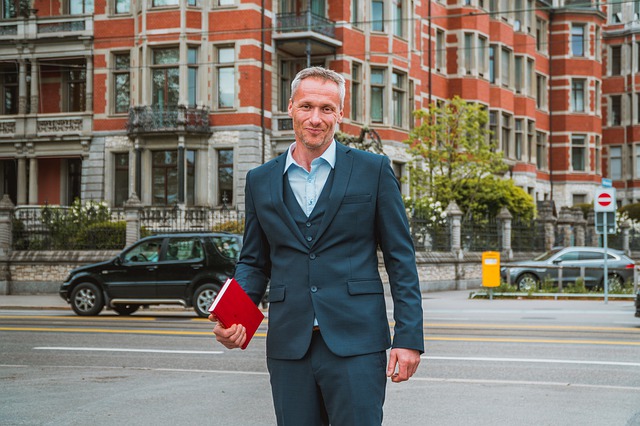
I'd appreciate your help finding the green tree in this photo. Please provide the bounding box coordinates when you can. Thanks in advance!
[405,97,534,219]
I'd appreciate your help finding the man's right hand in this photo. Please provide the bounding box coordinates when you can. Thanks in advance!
[209,314,247,349]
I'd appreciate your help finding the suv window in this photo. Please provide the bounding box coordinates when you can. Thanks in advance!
[166,237,204,261]
[124,239,163,263]
[212,236,241,260]
[579,251,604,260]
[556,251,580,261]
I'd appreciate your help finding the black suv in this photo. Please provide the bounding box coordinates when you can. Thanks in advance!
[60,233,242,317]
[635,291,640,318]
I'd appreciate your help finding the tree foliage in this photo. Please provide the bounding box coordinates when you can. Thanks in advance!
[405,97,534,219]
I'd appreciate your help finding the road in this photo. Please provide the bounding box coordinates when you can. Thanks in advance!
[1,292,639,425]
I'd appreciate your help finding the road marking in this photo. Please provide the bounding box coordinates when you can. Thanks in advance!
[33,347,224,355]
[423,355,640,368]
[0,326,267,339]
[425,336,640,346]
[409,377,640,391]
[424,323,640,332]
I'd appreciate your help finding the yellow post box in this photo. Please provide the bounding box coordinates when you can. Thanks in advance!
[482,251,501,288]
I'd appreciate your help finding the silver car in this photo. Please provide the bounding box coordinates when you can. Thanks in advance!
[500,247,636,292]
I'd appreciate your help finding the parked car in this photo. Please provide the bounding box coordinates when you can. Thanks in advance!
[500,246,636,292]
[635,292,640,318]
[59,232,242,317]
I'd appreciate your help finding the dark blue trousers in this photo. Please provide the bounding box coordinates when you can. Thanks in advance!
[267,330,387,426]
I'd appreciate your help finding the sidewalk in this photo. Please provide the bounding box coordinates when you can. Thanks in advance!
[0,294,69,310]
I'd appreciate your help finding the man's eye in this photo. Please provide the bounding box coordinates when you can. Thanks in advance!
[300,105,311,110]
[323,107,333,113]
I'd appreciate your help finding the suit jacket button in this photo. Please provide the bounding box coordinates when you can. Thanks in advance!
[306,236,313,242]
[311,286,318,292]
[309,253,316,260]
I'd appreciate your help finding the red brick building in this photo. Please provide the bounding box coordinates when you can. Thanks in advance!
[0,0,635,212]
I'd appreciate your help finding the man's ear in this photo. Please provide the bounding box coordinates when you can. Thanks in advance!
[287,99,293,118]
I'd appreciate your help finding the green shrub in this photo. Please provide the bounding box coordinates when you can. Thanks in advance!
[75,221,126,249]
[565,277,587,294]
[212,220,245,234]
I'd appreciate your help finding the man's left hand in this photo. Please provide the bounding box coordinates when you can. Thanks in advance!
[387,348,421,383]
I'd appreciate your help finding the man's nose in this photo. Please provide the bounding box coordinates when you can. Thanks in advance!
[308,107,322,125]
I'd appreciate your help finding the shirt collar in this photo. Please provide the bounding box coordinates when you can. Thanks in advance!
[284,140,336,174]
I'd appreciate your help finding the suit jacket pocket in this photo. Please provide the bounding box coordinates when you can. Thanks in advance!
[342,194,372,204]
[269,286,285,302]
[347,279,384,295]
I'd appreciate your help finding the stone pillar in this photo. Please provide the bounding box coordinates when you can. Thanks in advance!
[557,207,575,247]
[572,207,586,247]
[445,201,463,259]
[0,195,14,295]
[586,210,599,246]
[30,59,38,114]
[538,202,557,252]
[16,157,27,206]
[85,56,93,112]
[28,157,38,205]
[497,206,513,260]
[18,60,27,115]
[124,193,142,247]
[621,218,631,255]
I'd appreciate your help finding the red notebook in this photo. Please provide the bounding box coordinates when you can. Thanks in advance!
[208,277,265,350]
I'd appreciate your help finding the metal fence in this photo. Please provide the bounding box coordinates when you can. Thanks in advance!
[461,215,500,252]
[410,217,451,251]
[511,217,545,252]
[140,206,245,235]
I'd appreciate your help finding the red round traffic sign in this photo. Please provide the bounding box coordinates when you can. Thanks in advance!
[597,192,613,207]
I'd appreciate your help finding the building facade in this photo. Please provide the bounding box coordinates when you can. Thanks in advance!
[0,0,635,213]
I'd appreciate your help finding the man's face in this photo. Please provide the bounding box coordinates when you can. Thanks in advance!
[288,77,344,153]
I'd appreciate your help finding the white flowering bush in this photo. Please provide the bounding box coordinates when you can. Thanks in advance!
[404,196,448,228]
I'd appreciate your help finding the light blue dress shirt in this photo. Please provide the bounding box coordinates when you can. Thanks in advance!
[284,140,336,217]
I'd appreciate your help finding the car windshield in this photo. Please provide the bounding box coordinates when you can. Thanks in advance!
[533,248,563,261]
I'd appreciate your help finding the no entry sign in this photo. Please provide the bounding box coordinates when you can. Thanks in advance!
[594,188,616,212]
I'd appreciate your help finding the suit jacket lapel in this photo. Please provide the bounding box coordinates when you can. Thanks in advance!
[313,143,353,246]
[270,155,308,247]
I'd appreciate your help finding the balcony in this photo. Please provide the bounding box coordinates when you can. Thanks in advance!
[0,113,93,140]
[126,106,212,136]
[273,11,342,57]
[0,14,93,43]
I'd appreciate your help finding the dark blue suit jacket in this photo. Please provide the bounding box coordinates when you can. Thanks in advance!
[235,142,424,360]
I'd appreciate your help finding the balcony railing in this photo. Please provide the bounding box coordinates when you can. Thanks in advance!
[126,105,211,136]
[276,11,336,38]
[0,14,93,40]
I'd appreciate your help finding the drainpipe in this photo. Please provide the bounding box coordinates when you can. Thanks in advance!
[428,0,432,108]
[548,9,554,201]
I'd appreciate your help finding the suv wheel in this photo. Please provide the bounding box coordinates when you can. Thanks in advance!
[516,273,539,292]
[112,304,140,316]
[70,282,104,316]
[193,284,220,318]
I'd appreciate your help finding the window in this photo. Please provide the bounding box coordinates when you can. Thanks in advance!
[536,74,547,110]
[69,0,94,14]
[436,30,445,72]
[489,110,498,147]
[571,135,586,171]
[502,113,512,156]
[571,25,585,57]
[66,64,86,112]
[536,18,547,53]
[527,120,535,163]
[372,0,384,32]
[1,66,18,115]
[151,150,196,206]
[501,48,511,87]
[217,149,233,206]
[514,55,523,93]
[610,0,622,24]
[595,81,601,115]
[610,95,622,125]
[571,79,585,112]
[536,131,547,170]
[352,0,360,27]
[610,146,622,180]
[515,119,523,160]
[1,0,17,18]
[187,48,198,107]
[464,33,473,73]
[351,63,362,122]
[526,58,534,95]
[514,0,523,31]
[114,153,129,207]
[393,0,403,37]
[611,45,622,75]
[635,145,640,178]
[392,71,406,127]
[152,48,180,109]
[216,46,235,109]
[478,37,487,76]
[218,0,235,5]
[370,68,385,123]
[489,45,496,83]
[115,0,130,13]
[595,136,601,174]
[67,159,82,205]
[153,0,178,6]
[113,53,130,114]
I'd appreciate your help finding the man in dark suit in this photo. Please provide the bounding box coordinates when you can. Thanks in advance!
[211,66,424,426]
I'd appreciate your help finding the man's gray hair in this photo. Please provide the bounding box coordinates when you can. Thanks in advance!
[290,66,345,108]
